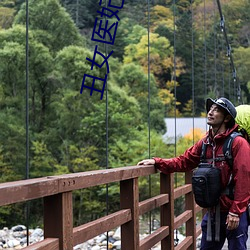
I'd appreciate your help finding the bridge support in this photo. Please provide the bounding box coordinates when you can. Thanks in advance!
[120,178,140,250]
[185,171,197,250]
[44,192,73,250]
[161,173,174,250]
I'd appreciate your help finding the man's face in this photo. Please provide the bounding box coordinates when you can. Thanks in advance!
[207,104,226,127]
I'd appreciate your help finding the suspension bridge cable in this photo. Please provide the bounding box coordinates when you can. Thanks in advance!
[172,0,179,245]
[203,0,207,97]
[25,0,30,245]
[147,0,152,234]
[218,32,225,96]
[105,0,109,248]
[213,0,217,94]
[173,0,177,157]
[216,0,242,103]
[191,0,195,144]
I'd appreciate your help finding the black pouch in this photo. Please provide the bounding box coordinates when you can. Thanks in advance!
[192,163,221,208]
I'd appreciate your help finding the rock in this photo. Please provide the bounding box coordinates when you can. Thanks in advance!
[7,239,20,247]
[113,227,120,240]
[108,236,116,243]
[11,226,26,232]
[113,240,121,249]
[95,234,106,243]
[0,230,7,238]
[30,228,43,238]
[107,231,114,237]
[91,245,101,250]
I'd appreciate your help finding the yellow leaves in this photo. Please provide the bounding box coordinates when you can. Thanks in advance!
[166,80,180,91]
[149,5,174,32]
[152,5,172,18]
[0,7,15,29]
[183,99,193,115]
[158,88,174,105]
[184,128,205,142]
[124,32,174,76]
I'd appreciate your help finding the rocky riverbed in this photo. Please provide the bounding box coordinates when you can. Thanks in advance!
[0,225,188,249]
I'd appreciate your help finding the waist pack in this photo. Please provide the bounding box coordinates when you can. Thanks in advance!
[192,163,221,208]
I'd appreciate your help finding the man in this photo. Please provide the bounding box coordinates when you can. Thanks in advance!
[138,97,250,250]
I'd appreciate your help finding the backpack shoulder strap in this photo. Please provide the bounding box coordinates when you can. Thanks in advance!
[200,141,208,162]
[223,132,242,169]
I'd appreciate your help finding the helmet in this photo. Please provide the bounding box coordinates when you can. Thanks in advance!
[206,97,237,120]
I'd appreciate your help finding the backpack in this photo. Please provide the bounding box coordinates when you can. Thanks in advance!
[192,131,241,208]
[235,105,250,142]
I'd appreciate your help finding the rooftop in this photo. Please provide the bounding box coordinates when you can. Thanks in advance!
[163,117,209,144]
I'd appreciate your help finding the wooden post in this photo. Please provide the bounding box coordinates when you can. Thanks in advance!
[120,178,139,250]
[161,173,174,250]
[44,192,73,250]
[185,171,196,250]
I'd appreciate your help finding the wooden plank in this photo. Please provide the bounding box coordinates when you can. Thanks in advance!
[120,178,140,250]
[22,238,59,250]
[58,165,156,192]
[44,192,73,250]
[139,194,169,215]
[174,184,192,199]
[185,171,196,250]
[174,210,192,229]
[175,236,193,250]
[0,166,156,206]
[0,177,59,206]
[161,173,174,250]
[140,226,169,250]
[195,204,203,213]
[196,226,202,237]
[73,209,131,245]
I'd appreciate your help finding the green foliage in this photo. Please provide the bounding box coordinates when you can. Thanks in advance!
[14,0,84,52]
[234,46,250,100]
[30,141,56,177]
[114,62,165,132]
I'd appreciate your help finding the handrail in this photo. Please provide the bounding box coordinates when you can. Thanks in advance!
[0,165,203,250]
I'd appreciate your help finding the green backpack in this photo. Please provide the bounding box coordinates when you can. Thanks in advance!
[235,105,250,142]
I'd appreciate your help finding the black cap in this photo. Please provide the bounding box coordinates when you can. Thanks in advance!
[206,97,237,119]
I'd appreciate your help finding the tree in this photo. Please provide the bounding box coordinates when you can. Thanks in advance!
[113,62,166,132]
[123,28,185,116]
[234,46,250,102]
[14,0,84,52]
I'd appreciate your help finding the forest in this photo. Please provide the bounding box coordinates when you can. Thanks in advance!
[0,0,249,228]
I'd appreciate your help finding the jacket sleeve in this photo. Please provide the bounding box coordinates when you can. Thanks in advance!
[229,136,250,215]
[153,140,203,174]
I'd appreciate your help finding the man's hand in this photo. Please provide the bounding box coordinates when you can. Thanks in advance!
[137,159,155,166]
[226,213,240,230]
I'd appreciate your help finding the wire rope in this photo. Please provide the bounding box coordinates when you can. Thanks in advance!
[25,0,30,245]
[172,0,179,245]
[213,0,217,94]
[147,0,152,234]
[203,0,207,98]
[215,0,242,104]
[191,0,195,145]
[104,0,109,248]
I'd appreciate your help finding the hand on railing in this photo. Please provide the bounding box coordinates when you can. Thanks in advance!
[137,159,155,166]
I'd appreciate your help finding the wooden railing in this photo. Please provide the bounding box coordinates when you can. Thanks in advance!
[0,165,203,250]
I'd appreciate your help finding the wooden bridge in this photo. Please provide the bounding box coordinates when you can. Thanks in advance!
[0,165,204,250]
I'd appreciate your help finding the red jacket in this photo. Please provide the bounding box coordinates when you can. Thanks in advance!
[154,124,250,216]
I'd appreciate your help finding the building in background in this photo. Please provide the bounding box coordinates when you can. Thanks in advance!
[163,117,208,144]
